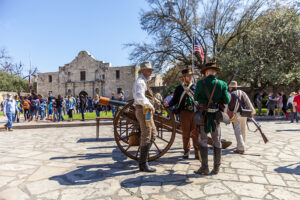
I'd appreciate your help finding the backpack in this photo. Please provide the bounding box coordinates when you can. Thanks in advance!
[23,100,30,109]
[31,100,37,108]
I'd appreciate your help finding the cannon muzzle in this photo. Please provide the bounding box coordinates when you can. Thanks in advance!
[99,96,128,107]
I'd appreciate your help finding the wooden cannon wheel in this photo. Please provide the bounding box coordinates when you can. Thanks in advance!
[113,100,177,161]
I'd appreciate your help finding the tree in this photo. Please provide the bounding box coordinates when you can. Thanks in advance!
[127,0,267,71]
[0,48,38,80]
[218,8,300,94]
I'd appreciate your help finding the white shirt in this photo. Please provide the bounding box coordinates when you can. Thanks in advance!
[133,74,153,109]
[288,96,295,105]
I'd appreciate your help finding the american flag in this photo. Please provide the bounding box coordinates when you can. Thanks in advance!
[194,39,205,64]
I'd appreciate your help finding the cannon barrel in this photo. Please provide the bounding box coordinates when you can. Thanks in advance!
[99,96,128,107]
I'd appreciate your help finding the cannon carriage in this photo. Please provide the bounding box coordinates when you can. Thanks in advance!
[99,97,231,161]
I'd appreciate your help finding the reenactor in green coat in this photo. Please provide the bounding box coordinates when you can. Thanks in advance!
[194,63,230,175]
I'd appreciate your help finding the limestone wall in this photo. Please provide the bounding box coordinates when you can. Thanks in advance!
[37,51,159,100]
[105,66,139,99]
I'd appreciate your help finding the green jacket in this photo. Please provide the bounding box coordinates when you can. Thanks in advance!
[194,75,230,133]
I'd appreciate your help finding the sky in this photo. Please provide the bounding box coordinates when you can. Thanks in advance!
[0,0,150,73]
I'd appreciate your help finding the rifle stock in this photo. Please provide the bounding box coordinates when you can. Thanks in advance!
[250,118,268,144]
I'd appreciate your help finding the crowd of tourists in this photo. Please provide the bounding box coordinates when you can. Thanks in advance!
[254,90,300,122]
[0,91,127,131]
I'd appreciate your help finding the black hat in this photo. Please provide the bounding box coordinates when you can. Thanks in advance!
[180,68,194,77]
[200,62,221,74]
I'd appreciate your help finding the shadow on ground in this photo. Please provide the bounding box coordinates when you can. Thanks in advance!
[49,147,137,185]
[274,162,300,175]
[77,138,115,143]
[120,171,191,188]
[276,129,300,132]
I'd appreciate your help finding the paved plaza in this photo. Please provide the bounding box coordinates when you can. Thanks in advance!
[0,121,299,200]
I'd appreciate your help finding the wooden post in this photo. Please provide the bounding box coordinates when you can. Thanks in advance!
[96,117,100,141]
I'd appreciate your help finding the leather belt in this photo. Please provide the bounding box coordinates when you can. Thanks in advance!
[136,105,143,109]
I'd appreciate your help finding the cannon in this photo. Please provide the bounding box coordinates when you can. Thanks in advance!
[99,97,232,161]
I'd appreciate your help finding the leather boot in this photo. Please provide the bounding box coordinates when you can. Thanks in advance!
[139,143,156,172]
[212,147,221,174]
[194,146,209,175]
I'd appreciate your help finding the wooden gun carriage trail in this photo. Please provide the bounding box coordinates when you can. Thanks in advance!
[98,97,232,161]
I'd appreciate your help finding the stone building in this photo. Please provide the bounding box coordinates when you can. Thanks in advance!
[37,51,139,99]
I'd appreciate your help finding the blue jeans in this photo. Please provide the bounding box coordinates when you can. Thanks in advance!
[80,107,85,119]
[111,106,116,117]
[96,109,100,117]
[5,113,15,130]
[57,107,64,122]
[40,110,46,120]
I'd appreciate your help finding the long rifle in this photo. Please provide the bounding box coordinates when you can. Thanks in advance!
[227,69,239,86]
[249,117,269,144]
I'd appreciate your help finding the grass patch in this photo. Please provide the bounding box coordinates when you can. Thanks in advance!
[62,111,113,119]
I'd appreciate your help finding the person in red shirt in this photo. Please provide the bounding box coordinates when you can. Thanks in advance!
[292,89,300,123]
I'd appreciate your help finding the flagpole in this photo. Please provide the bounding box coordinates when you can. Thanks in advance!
[192,35,194,73]
[29,53,32,94]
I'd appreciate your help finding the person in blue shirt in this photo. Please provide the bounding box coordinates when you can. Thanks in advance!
[39,98,47,120]
[3,94,19,131]
[66,95,76,121]
[88,96,93,112]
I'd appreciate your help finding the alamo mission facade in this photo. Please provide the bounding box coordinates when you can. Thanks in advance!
[37,51,151,99]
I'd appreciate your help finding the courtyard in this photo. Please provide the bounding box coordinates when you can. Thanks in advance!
[0,121,299,200]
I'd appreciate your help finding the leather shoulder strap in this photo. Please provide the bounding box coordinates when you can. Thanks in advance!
[203,79,218,107]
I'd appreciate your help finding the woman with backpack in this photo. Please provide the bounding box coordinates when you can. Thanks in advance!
[66,95,76,121]
[55,95,64,122]
[29,95,40,121]
[22,97,30,121]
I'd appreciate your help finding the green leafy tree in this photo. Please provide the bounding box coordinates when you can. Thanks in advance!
[127,0,267,70]
[218,8,300,94]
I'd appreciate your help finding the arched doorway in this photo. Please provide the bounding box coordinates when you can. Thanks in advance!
[79,91,88,97]
[67,89,72,95]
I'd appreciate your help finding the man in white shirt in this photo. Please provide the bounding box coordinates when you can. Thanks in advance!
[133,61,157,172]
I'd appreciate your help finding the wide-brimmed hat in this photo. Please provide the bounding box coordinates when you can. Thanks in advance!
[139,61,154,72]
[289,92,297,96]
[228,81,241,88]
[200,62,221,74]
[180,68,194,77]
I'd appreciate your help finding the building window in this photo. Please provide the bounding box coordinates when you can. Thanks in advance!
[80,71,86,81]
[102,74,105,80]
[117,88,122,94]
[49,75,52,83]
[116,70,120,79]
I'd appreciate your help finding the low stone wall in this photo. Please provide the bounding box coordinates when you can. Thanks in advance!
[0,91,30,103]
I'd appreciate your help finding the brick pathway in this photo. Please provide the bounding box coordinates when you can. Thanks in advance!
[0,121,299,200]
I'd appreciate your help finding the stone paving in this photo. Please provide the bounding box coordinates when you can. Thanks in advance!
[0,121,299,200]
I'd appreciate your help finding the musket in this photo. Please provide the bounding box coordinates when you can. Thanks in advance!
[227,69,239,86]
[249,117,269,144]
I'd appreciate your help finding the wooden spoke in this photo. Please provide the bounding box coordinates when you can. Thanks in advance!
[114,101,176,161]
[125,145,131,151]
[135,146,140,157]
[153,141,161,153]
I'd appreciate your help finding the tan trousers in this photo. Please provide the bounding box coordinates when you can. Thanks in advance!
[232,114,247,151]
[135,107,157,147]
[179,110,199,154]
